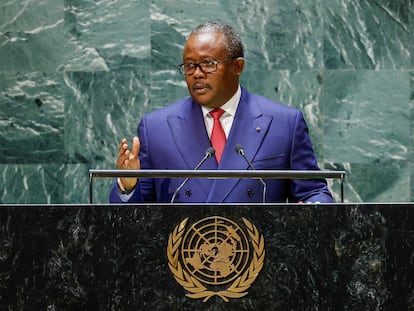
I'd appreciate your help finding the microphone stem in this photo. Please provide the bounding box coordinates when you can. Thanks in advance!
[170,151,213,204]
[170,177,189,203]
[261,181,266,203]
[240,151,267,203]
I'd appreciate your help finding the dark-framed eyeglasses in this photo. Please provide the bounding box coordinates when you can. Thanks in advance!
[177,59,233,76]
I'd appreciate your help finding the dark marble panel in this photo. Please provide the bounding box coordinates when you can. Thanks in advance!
[323,70,411,202]
[63,0,150,71]
[151,0,323,71]
[0,204,413,310]
[62,70,151,204]
[325,161,410,202]
[0,72,64,164]
[64,70,149,165]
[412,0,414,67]
[0,0,64,72]
[323,0,411,69]
[234,0,324,70]
[63,164,113,205]
[411,72,414,201]
[0,165,64,204]
[150,19,189,109]
[324,70,410,164]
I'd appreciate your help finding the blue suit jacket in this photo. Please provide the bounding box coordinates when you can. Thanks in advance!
[110,87,334,203]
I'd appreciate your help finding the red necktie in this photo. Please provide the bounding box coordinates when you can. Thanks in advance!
[210,108,226,163]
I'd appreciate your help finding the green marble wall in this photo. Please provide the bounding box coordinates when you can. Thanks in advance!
[0,0,413,204]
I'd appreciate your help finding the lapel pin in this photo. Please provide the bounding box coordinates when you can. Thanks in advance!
[255,127,261,132]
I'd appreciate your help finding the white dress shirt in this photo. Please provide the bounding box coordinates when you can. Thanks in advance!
[201,85,241,139]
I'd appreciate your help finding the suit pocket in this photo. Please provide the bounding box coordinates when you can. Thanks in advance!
[252,153,286,169]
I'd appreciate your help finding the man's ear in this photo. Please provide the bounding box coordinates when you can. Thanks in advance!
[234,57,245,76]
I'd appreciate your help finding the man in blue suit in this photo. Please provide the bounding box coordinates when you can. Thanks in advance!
[110,21,334,204]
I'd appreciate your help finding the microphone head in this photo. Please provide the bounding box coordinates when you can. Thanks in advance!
[234,144,244,155]
[205,147,215,158]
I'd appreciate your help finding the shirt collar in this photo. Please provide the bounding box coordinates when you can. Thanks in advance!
[201,85,241,118]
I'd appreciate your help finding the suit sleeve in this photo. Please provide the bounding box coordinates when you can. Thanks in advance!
[109,180,144,203]
[288,111,334,203]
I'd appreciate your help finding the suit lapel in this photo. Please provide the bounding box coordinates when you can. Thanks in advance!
[207,89,272,202]
[167,99,216,197]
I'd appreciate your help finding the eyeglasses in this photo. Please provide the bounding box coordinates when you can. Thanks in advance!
[177,59,233,76]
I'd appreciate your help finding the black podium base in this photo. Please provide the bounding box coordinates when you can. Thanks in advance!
[0,203,412,310]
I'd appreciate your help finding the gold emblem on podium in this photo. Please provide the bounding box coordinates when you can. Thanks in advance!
[167,216,265,302]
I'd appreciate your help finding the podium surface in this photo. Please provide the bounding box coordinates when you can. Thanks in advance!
[0,203,413,310]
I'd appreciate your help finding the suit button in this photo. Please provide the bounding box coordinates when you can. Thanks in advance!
[247,189,254,197]
[185,189,192,197]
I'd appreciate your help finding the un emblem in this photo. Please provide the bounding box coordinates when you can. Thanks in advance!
[167,216,265,302]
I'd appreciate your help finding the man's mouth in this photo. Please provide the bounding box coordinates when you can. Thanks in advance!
[193,83,210,93]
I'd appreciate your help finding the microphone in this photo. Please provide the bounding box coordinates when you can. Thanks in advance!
[234,144,267,203]
[170,147,215,203]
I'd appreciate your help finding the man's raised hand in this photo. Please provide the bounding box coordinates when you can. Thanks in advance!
[117,136,140,190]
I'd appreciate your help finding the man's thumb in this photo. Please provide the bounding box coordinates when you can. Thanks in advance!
[131,136,140,157]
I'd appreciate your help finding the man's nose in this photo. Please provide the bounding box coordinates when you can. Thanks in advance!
[193,64,206,77]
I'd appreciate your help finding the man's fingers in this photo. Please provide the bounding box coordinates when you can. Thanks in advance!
[116,137,140,189]
[117,139,130,169]
[131,136,140,158]
[116,137,140,170]
[118,138,128,153]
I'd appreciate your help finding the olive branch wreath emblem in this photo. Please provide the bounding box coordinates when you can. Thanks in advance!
[167,217,265,302]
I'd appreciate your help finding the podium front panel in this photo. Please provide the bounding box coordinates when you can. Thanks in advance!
[0,203,412,310]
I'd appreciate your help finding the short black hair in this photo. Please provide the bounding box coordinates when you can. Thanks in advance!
[191,21,244,58]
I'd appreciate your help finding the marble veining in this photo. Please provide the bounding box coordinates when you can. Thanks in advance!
[0,204,413,309]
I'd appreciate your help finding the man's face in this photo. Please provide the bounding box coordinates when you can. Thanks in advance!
[182,32,244,109]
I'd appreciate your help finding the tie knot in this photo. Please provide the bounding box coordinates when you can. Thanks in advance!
[210,108,225,120]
